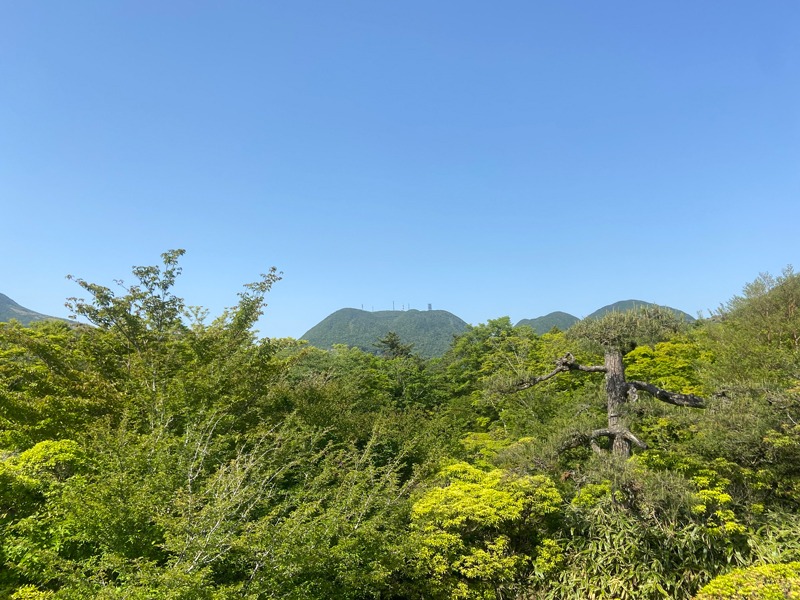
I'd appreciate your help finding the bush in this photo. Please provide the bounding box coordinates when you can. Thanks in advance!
[694,562,800,599]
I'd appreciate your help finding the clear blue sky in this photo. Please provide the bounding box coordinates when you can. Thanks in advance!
[2,1,798,338]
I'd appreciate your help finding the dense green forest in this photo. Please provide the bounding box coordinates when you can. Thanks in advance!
[1,251,799,599]
[515,302,693,335]
[301,308,468,358]
[585,300,695,322]
[515,311,579,334]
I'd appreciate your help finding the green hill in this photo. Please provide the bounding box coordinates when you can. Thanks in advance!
[0,293,70,326]
[516,311,579,334]
[516,301,694,334]
[587,300,695,322]
[301,308,469,357]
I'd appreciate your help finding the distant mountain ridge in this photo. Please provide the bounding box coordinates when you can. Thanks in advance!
[516,300,694,332]
[0,293,70,326]
[304,300,695,357]
[586,300,695,322]
[516,311,579,334]
[301,308,468,358]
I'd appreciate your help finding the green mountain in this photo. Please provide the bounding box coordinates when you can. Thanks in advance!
[0,293,70,326]
[301,308,469,357]
[515,311,579,334]
[516,301,694,334]
[587,300,695,322]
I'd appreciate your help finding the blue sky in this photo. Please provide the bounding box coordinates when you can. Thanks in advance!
[1,1,798,338]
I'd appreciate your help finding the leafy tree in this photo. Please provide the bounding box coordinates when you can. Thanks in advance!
[440,317,519,396]
[408,462,562,599]
[0,251,427,599]
[5,254,800,600]
[694,562,800,599]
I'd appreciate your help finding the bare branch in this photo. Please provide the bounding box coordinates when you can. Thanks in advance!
[511,353,606,391]
[557,432,590,454]
[627,381,706,408]
[557,426,648,457]
[621,429,648,449]
[586,427,648,455]
[589,428,613,456]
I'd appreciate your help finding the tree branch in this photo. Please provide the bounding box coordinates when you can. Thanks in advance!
[587,427,648,454]
[620,429,648,449]
[627,381,706,408]
[558,427,648,457]
[589,428,613,456]
[557,431,590,454]
[512,353,606,391]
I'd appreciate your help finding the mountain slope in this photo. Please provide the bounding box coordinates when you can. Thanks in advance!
[587,300,695,322]
[301,308,468,357]
[516,301,694,333]
[0,293,69,326]
[516,311,579,334]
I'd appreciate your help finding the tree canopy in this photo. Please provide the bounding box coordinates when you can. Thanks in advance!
[1,255,799,599]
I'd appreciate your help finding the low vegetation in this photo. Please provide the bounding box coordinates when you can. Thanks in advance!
[1,253,798,599]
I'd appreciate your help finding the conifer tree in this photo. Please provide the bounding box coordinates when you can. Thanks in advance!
[505,306,706,458]
[373,330,415,358]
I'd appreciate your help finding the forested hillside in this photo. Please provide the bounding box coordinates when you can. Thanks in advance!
[1,253,799,599]
[587,299,695,321]
[516,311,579,333]
[516,302,693,335]
[0,293,68,326]
[301,307,468,357]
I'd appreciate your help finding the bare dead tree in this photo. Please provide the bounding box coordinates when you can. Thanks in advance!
[506,307,707,459]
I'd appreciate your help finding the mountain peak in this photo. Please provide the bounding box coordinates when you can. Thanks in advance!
[301,307,468,357]
[516,300,694,333]
[586,300,695,322]
[0,293,71,326]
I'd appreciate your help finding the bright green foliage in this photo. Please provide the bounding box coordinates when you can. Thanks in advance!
[0,319,113,449]
[694,562,800,599]
[442,318,599,442]
[0,252,428,599]
[4,257,800,599]
[9,585,52,599]
[705,266,800,390]
[571,480,614,507]
[409,462,562,599]
[442,317,521,396]
[625,336,712,396]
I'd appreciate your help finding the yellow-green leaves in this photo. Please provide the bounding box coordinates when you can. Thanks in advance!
[625,337,711,397]
[571,480,613,508]
[410,462,562,599]
[694,562,800,599]
[9,440,85,484]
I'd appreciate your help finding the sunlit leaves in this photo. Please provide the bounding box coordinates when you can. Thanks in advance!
[410,462,561,598]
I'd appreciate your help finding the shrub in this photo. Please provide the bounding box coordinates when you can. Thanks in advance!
[694,562,800,599]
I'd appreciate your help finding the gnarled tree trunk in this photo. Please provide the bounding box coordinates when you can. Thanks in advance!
[508,351,706,460]
[604,350,631,458]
